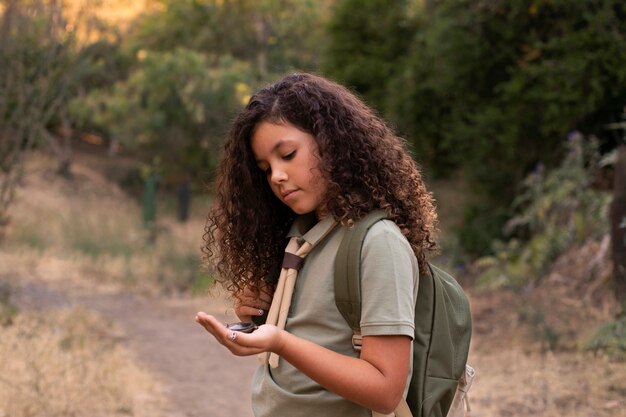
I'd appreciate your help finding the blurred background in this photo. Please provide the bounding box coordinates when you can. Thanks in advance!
[1,0,625,416]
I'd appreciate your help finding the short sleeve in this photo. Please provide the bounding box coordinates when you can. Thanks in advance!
[359,220,419,338]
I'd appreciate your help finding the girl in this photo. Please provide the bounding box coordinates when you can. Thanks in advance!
[196,73,437,417]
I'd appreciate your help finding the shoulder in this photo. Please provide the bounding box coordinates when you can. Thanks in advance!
[362,219,411,251]
[361,219,416,271]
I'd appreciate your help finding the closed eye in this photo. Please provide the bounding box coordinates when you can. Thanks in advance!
[283,151,295,161]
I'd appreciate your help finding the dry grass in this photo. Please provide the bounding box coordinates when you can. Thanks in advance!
[0,153,211,416]
[469,348,626,417]
[0,307,165,417]
[467,238,626,417]
[2,153,211,295]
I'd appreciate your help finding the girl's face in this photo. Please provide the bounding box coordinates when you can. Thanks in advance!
[251,121,327,217]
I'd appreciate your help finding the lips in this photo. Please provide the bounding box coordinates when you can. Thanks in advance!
[282,189,298,201]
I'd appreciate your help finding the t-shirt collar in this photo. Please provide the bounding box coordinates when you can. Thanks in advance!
[287,213,338,247]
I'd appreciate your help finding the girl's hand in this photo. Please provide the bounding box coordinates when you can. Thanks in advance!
[195,312,283,356]
[233,285,272,322]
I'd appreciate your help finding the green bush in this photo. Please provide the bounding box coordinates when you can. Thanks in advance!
[457,204,510,257]
[379,0,626,251]
[69,50,256,179]
[475,135,611,288]
[323,0,414,108]
[586,316,626,361]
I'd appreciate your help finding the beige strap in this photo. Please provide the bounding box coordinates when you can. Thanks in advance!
[446,365,475,417]
[268,240,313,367]
[259,217,339,368]
[263,237,300,330]
[259,237,313,368]
[258,218,338,368]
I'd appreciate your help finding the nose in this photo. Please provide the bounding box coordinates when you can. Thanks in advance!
[270,166,287,184]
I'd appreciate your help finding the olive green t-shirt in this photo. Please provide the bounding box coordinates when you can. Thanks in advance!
[251,215,419,417]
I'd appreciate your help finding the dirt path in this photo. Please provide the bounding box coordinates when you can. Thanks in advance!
[9,268,626,417]
[13,278,257,417]
[8,260,626,417]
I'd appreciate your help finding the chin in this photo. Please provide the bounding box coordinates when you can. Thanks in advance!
[289,205,317,215]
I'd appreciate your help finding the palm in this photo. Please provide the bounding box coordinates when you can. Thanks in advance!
[195,312,282,357]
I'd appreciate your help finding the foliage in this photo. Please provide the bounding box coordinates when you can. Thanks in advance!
[375,0,626,253]
[64,0,333,187]
[586,316,626,361]
[474,135,611,288]
[130,0,332,75]
[0,0,81,223]
[456,204,511,257]
[389,0,626,181]
[75,39,135,91]
[69,49,256,178]
[70,0,329,183]
[323,0,415,108]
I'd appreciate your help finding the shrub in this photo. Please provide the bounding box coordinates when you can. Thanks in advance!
[475,134,611,288]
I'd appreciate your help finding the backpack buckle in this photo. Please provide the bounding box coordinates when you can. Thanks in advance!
[351,332,362,351]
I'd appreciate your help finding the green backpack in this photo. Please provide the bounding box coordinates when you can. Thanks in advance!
[334,210,473,417]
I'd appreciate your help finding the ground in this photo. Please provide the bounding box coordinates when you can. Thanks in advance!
[8,268,257,417]
[2,153,626,417]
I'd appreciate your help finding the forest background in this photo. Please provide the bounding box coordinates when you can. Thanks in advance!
[1,0,626,416]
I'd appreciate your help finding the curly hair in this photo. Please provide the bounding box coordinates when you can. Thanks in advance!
[203,73,438,295]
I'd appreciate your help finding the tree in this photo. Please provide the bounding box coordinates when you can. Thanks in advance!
[69,0,334,183]
[323,0,414,108]
[69,49,256,180]
[0,0,80,224]
[130,0,332,76]
[385,0,626,253]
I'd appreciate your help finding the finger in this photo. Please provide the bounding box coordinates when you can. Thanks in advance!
[196,314,263,354]
[258,288,273,304]
[236,287,258,304]
[238,305,267,318]
[195,313,229,340]
[219,327,268,356]
[258,298,272,310]
[233,300,253,322]
[195,313,270,357]
[234,299,269,321]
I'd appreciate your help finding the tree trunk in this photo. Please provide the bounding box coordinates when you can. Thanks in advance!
[0,0,17,44]
[610,144,626,316]
[253,11,268,77]
[423,0,437,13]
[42,127,73,178]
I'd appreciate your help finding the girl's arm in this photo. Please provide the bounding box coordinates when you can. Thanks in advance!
[195,313,410,414]
[279,329,411,414]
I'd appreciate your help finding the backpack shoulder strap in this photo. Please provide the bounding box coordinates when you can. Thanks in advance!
[334,210,388,333]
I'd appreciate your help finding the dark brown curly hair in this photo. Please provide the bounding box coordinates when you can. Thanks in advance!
[203,73,438,294]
